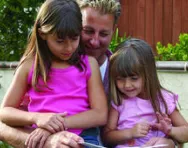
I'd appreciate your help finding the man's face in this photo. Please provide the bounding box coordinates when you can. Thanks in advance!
[81,7,115,65]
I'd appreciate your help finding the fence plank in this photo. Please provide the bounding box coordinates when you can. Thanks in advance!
[136,0,145,40]
[172,0,182,44]
[153,0,163,46]
[163,0,173,45]
[182,0,188,33]
[128,0,137,37]
[145,0,154,50]
[118,0,129,36]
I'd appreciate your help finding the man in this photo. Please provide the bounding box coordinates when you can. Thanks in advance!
[0,0,178,147]
[77,0,121,97]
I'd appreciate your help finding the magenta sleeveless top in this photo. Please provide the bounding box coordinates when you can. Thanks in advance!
[27,55,91,135]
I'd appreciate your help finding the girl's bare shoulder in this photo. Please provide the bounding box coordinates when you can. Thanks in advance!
[87,56,98,68]
[16,56,34,74]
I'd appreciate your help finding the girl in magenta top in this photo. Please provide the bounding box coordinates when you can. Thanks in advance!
[103,38,188,147]
[0,0,107,147]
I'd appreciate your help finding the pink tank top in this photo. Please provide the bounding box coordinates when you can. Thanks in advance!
[27,55,91,135]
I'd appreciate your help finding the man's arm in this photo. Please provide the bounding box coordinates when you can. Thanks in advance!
[43,131,84,148]
[0,121,84,148]
[0,121,30,148]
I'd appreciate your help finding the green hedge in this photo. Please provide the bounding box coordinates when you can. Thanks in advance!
[155,33,188,61]
[0,0,43,61]
[109,28,128,53]
[0,141,13,148]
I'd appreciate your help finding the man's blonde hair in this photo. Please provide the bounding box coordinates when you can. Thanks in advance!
[77,0,121,24]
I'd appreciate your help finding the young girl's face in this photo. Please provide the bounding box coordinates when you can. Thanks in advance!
[116,75,143,98]
[44,33,80,61]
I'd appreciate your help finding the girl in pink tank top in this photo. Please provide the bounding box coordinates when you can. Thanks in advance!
[0,0,108,147]
[103,38,188,147]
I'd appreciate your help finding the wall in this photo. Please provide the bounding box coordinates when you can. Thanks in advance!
[158,71,188,120]
[158,71,188,148]
[0,69,14,100]
[118,0,188,51]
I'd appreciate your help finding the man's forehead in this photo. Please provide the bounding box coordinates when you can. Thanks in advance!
[81,8,114,30]
[83,25,112,33]
[81,7,114,21]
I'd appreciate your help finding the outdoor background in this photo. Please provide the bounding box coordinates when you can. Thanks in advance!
[118,0,188,52]
[1,0,188,61]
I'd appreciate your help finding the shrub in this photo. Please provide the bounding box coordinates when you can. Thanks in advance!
[109,28,128,53]
[0,141,13,148]
[155,33,188,61]
[0,0,43,61]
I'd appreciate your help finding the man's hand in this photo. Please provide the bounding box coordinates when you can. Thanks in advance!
[25,128,51,148]
[43,131,84,148]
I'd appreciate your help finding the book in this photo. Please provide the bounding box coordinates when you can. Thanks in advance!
[79,142,107,148]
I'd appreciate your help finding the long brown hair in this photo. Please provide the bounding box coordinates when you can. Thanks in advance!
[110,38,169,114]
[17,0,84,90]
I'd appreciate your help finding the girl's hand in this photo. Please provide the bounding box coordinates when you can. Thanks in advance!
[131,122,151,138]
[25,128,51,148]
[151,112,172,135]
[35,112,67,133]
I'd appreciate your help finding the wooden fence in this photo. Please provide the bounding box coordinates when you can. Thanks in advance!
[117,0,188,52]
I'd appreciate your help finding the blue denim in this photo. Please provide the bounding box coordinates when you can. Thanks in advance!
[80,128,99,147]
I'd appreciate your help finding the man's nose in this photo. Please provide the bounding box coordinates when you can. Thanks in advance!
[90,34,100,48]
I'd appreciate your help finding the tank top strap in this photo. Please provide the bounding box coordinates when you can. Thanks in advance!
[27,60,35,85]
[81,55,91,80]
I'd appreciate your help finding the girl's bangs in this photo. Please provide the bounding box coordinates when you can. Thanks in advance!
[55,17,82,39]
[114,50,142,78]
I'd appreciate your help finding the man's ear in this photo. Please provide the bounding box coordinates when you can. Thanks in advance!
[38,28,46,40]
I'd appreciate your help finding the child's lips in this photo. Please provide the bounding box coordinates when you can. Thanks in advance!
[62,53,71,56]
[126,89,135,92]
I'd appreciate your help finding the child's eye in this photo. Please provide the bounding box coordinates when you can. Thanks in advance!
[116,77,125,81]
[131,76,139,80]
[71,36,79,40]
[56,40,64,43]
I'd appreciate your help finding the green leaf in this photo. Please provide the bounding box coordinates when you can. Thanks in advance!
[155,33,188,61]
[0,0,43,61]
[109,28,128,53]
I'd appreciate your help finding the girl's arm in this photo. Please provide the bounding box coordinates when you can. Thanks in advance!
[102,106,133,145]
[63,56,108,129]
[0,58,36,126]
[0,59,65,133]
[169,109,188,142]
[103,106,150,146]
